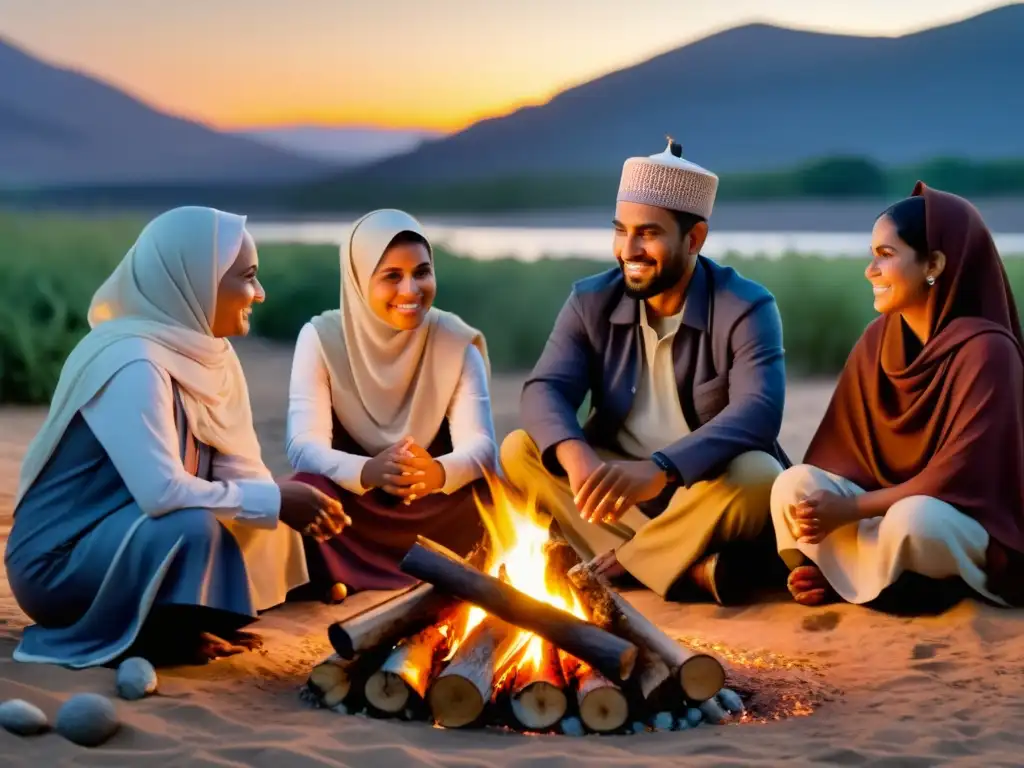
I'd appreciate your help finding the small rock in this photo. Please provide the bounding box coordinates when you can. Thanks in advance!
[329,702,349,716]
[327,583,349,603]
[685,707,703,727]
[717,688,744,714]
[674,718,691,731]
[116,657,158,701]
[298,686,319,707]
[699,697,731,724]
[651,711,674,731]
[55,693,120,747]
[560,716,584,736]
[631,721,647,734]
[0,699,48,736]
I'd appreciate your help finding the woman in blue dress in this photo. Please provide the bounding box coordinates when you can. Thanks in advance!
[5,206,349,668]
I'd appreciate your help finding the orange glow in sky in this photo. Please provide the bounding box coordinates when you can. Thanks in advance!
[0,0,1014,132]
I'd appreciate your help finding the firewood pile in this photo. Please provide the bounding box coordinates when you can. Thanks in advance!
[300,534,748,735]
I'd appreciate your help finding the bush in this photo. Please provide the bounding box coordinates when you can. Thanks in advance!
[4,212,1024,404]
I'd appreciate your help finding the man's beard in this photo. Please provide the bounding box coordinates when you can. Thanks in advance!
[620,251,688,300]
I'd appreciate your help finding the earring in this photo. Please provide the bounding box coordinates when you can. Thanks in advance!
[926,275,936,286]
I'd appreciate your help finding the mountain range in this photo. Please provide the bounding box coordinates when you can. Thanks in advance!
[0,37,334,187]
[237,126,442,167]
[341,4,1024,185]
[2,5,1023,190]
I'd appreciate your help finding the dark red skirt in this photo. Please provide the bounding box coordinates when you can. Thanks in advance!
[291,471,487,592]
[290,416,488,593]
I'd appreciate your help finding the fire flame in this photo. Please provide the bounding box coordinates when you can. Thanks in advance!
[444,476,588,677]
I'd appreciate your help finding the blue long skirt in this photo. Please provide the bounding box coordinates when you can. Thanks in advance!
[5,411,255,668]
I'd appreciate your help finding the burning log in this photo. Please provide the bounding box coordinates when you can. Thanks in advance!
[506,639,568,731]
[542,535,581,586]
[364,624,448,716]
[428,615,519,728]
[306,655,356,709]
[327,583,453,660]
[327,541,487,660]
[568,562,726,704]
[400,540,638,684]
[574,663,630,733]
[304,647,394,714]
[558,650,630,734]
[543,540,674,711]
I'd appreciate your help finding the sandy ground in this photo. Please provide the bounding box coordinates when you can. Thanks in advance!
[1,338,1021,766]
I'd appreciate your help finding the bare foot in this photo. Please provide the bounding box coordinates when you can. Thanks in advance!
[589,549,626,580]
[787,565,832,606]
[224,630,264,651]
[196,632,248,660]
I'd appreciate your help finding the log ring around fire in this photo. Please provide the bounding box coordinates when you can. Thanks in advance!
[304,537,826,735]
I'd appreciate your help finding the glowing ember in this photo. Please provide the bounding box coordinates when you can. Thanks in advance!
[678,637,822,673]
[679,636,835,722]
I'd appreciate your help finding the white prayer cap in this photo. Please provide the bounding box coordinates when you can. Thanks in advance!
[616,137,719,221]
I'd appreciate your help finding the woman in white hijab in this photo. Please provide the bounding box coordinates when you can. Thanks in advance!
[5,206,349,668]
[286,209,496,601]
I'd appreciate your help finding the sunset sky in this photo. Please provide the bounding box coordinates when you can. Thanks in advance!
[0,0,1014,131]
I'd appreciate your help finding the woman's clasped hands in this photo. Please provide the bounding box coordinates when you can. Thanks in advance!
[360,436,446,503]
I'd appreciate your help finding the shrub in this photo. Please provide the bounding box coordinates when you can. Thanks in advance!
[4,212,1024,404]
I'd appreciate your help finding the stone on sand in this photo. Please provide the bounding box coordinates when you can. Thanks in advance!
[55,693,120,747]
[718,687,745,714]
[116,657,158,700]
[0,699,48,736]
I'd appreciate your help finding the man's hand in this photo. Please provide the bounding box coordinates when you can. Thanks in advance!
[574,460,668,524]
[555,440,603,497]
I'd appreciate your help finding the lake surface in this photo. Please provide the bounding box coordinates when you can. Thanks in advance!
[246,199,1024,261]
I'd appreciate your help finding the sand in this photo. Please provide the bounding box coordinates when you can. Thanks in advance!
[2,338,1022,766]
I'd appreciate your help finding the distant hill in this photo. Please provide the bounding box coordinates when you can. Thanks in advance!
[237,126,443,167]
[0,38,336,187]
[339,4,1024,185]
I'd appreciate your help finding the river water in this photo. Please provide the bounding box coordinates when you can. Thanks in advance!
[246,200,1024,261]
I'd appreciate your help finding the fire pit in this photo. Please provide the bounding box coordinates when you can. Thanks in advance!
[300,483,827,734]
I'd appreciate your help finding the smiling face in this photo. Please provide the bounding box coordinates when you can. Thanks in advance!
[211,230,264,337]
[866,214,933,316]
[366,234,436,330]
[613,201,706,300]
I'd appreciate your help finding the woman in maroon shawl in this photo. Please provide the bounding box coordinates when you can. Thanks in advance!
[284,209,493,602]
[771,182,1024,608]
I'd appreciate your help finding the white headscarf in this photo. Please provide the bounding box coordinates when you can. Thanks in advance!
[15,206,264,507]
[309,209,489,455]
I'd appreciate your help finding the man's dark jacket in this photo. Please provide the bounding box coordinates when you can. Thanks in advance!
[520,255,791,488]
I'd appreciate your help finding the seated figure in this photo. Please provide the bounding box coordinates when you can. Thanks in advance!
[6,206,346,668]
[285,208,496,601]
[501,140,789,605]
[772,182,1024,609]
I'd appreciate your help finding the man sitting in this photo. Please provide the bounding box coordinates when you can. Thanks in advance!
[500,138,789,604]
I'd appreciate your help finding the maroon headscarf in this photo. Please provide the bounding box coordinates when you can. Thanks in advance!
[804,181,1024,604]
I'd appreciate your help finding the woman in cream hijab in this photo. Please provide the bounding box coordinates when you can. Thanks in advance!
[286,208,496,601]
[5,206,348,668]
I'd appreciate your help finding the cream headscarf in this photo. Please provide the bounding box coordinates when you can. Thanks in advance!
[15,206,264,508]
[309,209,490,456]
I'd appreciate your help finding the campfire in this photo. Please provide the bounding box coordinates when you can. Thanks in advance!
[300,481,820,734]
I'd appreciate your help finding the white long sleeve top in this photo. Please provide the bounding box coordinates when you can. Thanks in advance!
[79,359,281,528]
[285,322,497,496]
